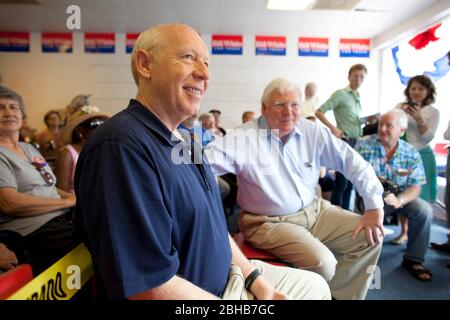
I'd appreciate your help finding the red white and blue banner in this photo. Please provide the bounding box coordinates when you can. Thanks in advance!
[212,35,243,55]
[84,33,115,53]
[339,38,370,58]
[0,32,30,52]
[298,37,328,57]
[392,21,450,85]
[41,32,72,53]
[126,33,139,54]
[255,36,286,56]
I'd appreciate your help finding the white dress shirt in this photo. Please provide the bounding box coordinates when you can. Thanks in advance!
[205,116,383,216]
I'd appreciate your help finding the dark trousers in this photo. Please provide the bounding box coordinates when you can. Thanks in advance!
[331,137,357,210]
[24,213,77,275]
[384,199,432,263]
[0,230,29,265]
[331,172,353,210]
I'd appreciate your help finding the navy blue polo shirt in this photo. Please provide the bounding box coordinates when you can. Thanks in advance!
[74,99,232,299]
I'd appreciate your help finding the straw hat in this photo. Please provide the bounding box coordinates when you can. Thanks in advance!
[67,94,90,111]
[61,105,110,144]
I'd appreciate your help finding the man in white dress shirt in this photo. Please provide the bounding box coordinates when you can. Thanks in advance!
[206,77,384,300]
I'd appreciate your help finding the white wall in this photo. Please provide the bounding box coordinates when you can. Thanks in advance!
[0,32,135,132]
[0,32,380,131]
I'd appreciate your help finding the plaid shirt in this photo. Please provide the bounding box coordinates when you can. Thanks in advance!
[355,134,426,193]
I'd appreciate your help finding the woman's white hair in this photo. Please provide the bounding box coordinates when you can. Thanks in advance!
[386,109,408,130]
[261,78,301,104]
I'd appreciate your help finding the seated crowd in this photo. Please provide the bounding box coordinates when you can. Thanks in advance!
[0,23,448,300]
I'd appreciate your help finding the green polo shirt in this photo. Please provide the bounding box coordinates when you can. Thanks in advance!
[318,86,362,138]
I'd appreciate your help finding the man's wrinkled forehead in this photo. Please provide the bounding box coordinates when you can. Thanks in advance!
[380,113,398,126]
[269,89,300,102]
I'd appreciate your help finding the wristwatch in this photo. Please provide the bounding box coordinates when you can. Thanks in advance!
[398,195,404,208]
[244,268,262,290]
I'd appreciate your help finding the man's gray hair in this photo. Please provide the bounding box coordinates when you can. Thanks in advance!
[261,78,301,104]
[130,25,168,86]
[386,109,408,130]
[0,85,26,117]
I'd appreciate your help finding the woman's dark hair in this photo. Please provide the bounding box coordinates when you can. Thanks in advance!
[404,75,436,106]
[44,110,61,127]
[71,127,82,144]
[71,117,104,144]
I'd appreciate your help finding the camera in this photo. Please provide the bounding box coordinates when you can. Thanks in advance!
[378,176,399,197]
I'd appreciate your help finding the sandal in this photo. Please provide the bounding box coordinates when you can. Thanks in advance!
[391,235,408,245]
[402,258,432,281]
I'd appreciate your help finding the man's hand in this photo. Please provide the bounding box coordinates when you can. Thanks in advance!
[384,193,401,209]
[352,208,384,246]
[250,276,290,300]
[331,127,344,139]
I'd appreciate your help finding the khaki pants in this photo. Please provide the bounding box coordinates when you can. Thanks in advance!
[238,197,382,300]
[221,260,331,300]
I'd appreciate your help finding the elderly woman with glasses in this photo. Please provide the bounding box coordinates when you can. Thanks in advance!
[55,107,109,193]
[0,85,76,275]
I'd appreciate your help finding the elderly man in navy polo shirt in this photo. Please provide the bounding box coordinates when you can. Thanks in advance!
[74,23,330,300]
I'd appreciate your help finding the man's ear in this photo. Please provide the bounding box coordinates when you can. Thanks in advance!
[261,102,266,113]
[135,49,152,80]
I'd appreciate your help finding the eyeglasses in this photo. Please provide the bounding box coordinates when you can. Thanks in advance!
[272,100,300,110]
[80,119,104,129]
[31,162,55,186]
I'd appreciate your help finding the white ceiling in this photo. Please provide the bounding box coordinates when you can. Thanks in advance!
[0,0,442,38]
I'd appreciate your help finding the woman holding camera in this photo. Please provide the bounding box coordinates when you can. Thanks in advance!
[392,75,440,245]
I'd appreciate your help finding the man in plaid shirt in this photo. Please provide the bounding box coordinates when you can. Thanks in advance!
[355,109,433,281]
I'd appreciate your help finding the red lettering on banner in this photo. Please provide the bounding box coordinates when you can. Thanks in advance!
[126,34,139,46]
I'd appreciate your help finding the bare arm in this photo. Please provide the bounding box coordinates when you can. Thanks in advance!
[315,110,343,138]
[129,275,219,300]
[0,187,75,217]
[384,185,421,209]
[55,148,72,192]
[228,234,289,300]
[57,188,74,199]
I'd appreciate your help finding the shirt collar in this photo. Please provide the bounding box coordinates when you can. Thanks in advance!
[374,135,405,159]
[125,99,180,146]
[345,86,360,97]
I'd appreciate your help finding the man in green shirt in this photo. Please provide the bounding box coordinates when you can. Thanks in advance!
[315,64,367,210]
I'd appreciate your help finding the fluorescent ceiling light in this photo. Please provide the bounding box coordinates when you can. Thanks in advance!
[267,0,316,11]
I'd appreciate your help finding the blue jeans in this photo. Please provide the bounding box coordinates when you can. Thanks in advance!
[385,198,432,263]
